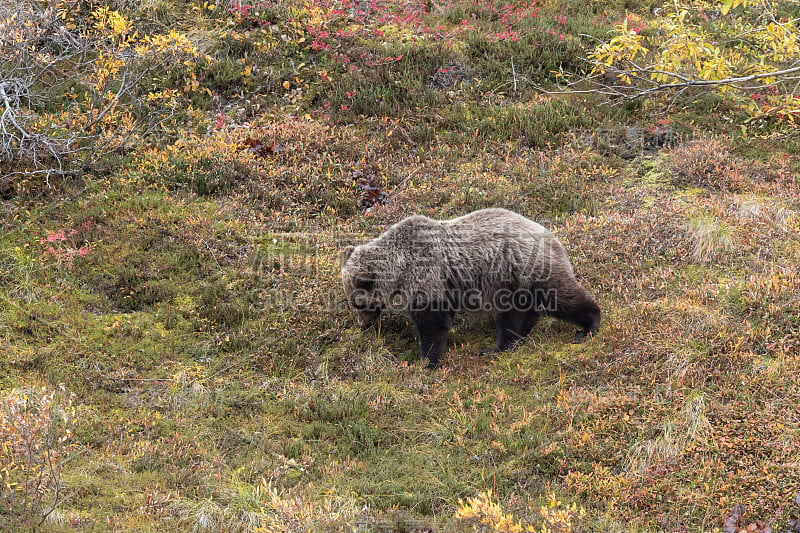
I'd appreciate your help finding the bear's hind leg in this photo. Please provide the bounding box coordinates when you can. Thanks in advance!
[410,307,455,368]
[482,309,539,354]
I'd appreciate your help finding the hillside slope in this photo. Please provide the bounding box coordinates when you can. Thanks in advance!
[2,0,799,531]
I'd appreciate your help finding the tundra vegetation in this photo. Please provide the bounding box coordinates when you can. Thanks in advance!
[1,0,799,531]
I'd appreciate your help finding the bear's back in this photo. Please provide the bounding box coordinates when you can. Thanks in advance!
[437,208,572,292]
[443,208,551,237]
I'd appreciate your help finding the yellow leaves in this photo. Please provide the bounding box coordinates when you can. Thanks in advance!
[590,0,799,121]
[454,490,586,533]
[720,0,749,16]
[296,5,327,27]
[180,71,202,93]
[454,490,530,533]
[538,494,587,533]
[588,20,648,75]
[141,30,198,57]
[91,51,125,88]
[758,21,799,61]
[91,7,132,45]
[697,49,733,83]
[147,89,179,102]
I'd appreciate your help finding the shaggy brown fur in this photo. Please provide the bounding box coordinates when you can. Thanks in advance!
[342,208,600,367]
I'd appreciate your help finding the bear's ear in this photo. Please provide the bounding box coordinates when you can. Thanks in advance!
[341,245,355,264]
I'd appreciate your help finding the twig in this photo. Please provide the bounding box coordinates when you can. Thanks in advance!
[511,57,517,93]
[38,446,62,527]
[611,64,800,99]
[534,58,800,105]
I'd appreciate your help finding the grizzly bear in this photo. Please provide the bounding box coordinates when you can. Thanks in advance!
[341,208,600,368]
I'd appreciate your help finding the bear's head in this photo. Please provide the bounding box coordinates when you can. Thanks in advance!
[341,245,382,328]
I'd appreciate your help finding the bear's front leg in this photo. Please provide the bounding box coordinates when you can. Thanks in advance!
[410,307,455,368]
[480,309,540,355]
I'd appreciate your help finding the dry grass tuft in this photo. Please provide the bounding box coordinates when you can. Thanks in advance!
[686,215,736,263]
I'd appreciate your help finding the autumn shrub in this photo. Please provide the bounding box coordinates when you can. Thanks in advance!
[323,43,447,119]
[0,1,206,193]
[125,130,358,217]
[221,0,612,125]
[0,385,75,530]
[454,490,586,533]
[668,139,778,191]
[128,137,259,195]
[586,0,800,129]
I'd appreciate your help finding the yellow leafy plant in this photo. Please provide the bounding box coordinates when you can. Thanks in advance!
[586,0,800,127]
[454,490,586,533]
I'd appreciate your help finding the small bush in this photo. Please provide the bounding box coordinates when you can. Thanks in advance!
[0,385,74,530]
[669,139,778,191]
[131,140,260,196]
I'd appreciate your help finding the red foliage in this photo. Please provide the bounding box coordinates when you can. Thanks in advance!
[241,128,282,158]
[352,168,388,209]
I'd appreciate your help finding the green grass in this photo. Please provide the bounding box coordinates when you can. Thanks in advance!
[2,0,800,531]
[4,125,799,533]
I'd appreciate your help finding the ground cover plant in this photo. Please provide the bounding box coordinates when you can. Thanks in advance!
[1,0,799,531]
